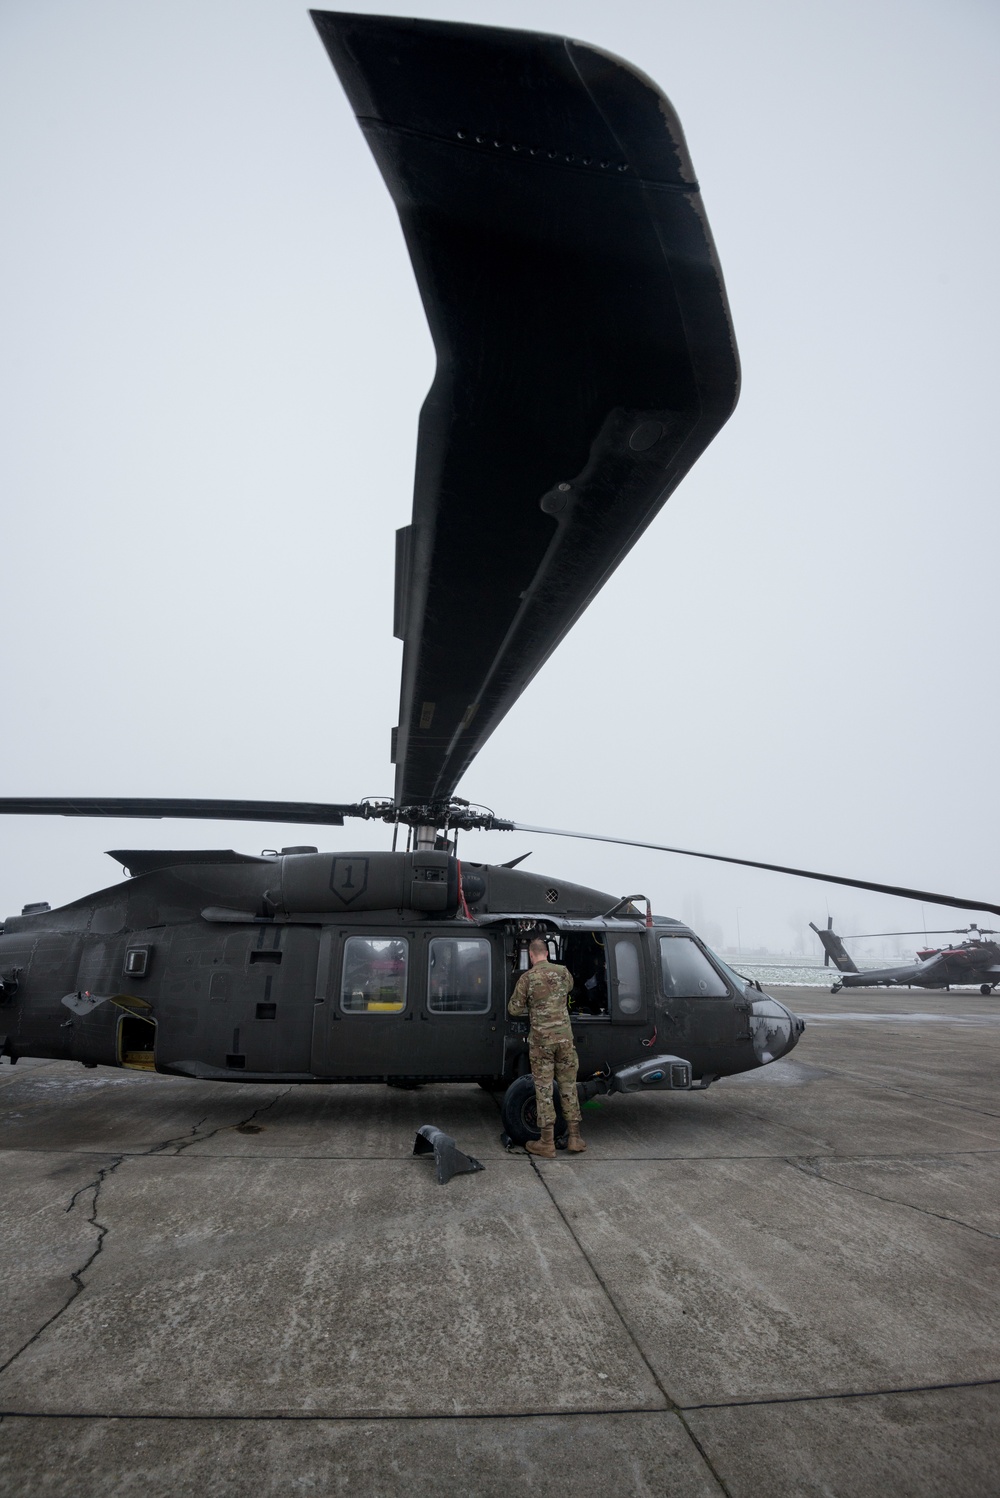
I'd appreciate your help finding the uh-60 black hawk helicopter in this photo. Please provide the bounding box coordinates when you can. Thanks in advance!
[3,12,999,1147]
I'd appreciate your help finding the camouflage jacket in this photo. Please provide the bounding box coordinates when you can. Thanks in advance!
[508,961,574,1037]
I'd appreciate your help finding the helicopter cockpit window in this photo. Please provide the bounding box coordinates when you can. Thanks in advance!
[340,936,408,1013]
[427,937,491,1013]
[659,936,729,998]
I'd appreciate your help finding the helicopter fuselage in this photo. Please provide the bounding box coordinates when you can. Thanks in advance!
[834,939,1000,992]
[0,849,803,1092]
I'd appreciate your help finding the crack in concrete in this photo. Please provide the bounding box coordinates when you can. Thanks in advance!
[159,1087,292,1156]
[0,1152,125,1380]
[178,1084,290,1150]
[0,1089,293,1381]
[64,1157,123,1296]
[146,1114,212,1156]
[787,1156,1000,1241]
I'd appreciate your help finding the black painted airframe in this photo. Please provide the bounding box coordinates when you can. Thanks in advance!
[1,844,804,1142]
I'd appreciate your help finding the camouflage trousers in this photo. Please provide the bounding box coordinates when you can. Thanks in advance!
[529,1031,582,1127]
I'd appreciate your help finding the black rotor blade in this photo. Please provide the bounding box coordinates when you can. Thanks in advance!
[843,929,975,940]
[0,798,361,826]
[511,823,1000,919]
[313,12,738,804]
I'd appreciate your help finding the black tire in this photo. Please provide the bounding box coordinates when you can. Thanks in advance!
[981,984,993,996]
[500,1074,568,1146]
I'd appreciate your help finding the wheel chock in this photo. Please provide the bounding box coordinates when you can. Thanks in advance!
[413,1125,485,1184]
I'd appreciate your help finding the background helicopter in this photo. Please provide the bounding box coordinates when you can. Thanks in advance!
[3,12,1000,1147]
[810,917,1000,995]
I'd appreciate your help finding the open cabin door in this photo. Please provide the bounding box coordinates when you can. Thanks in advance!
[559,930,649,1025]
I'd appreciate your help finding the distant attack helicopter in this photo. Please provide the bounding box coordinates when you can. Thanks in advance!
[3,13,999,1146]
[811,918,1000,995]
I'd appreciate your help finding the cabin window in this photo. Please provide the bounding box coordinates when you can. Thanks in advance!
[611,938,642,1015]
[427,937,491,1014]
[340,937,408,1013]
[659,936,729,998]
[123,946,150,978]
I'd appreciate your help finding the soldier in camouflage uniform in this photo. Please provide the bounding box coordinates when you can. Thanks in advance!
[508,937,586,1157]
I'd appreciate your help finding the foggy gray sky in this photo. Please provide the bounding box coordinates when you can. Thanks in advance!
[2,0,998,955]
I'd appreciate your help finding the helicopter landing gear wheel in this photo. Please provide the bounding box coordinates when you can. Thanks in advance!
[831,981,843,994]
[500,1074,568,1148]
[981,984,993,996]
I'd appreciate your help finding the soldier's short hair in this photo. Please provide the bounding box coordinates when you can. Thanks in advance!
[528,937,549,958]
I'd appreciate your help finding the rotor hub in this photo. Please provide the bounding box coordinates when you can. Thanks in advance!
[354,798,514,833]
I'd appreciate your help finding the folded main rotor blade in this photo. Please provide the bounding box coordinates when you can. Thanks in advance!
[511,823,1000,919]
[0,798,360,826]
[313,13,739,805]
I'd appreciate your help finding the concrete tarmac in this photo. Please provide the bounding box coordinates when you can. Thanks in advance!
[1,987,997,1496]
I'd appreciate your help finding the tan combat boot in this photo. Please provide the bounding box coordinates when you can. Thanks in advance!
[526,1124,556,1159]
[565,1121,587,1153]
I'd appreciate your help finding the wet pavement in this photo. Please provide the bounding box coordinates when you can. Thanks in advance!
[1,987,997,1495]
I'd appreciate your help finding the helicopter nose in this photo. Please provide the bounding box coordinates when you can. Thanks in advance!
[749,997,804,1064]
